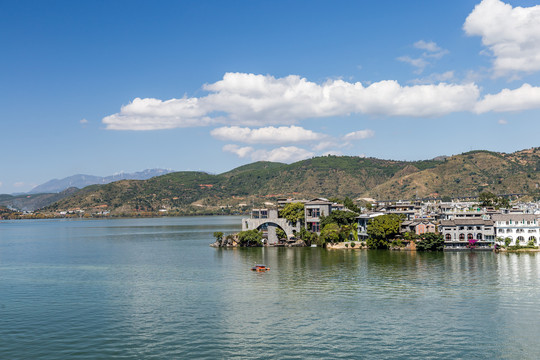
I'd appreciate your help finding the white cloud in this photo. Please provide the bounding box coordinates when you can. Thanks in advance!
[399,41,448,73]
[413,40,449,59]
[80,118,88,124]
[414,40,441,53]
[0,181,2,187]
[312,141,341,152]
[13,182,25,188]
[397,56,429,73]
[410,71,455,85]
[475,83,540,113]
[102,73,481,130]
[343,129,375,140]
[222,144,253,158]
[464,0,540,77]
[103,97,216,130]
[498,119,508,125]
[251,146,314,163]
[210,125,325,144]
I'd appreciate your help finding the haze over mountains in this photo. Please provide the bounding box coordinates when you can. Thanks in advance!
[29,169,174,194]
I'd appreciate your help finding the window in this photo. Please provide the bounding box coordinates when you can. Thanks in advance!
[506,229,512,233]
[477,233,482,240]
[467,227,473,230]
[468,233,474,240]
[517,236,525,243]
[529,236,537,244]
[459,234,465,241]
[476,226,482,230]
[499,229,505,233]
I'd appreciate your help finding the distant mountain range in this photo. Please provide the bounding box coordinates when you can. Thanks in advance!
[0,188,80,212]
[29,169,174,194]
[41,147,540,216]
[0,169,174,212]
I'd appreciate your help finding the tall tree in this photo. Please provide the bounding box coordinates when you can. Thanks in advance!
[279,202,305,224]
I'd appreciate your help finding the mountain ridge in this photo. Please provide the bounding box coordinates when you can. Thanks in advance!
[35,147,540,215]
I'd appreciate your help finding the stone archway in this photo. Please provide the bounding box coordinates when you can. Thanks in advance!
[256,222,290,244]
[242,217,299,245]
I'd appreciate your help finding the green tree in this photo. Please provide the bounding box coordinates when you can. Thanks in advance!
[320,210,358,228]
[416,233,444,251]
[366,237,389,249]
[213,231,224,242]
[367,214,404,241]
[340,222,358,242]
[237,229,263,247]
[279,202,305,224]
[320,223,340,244]
[343,197,361,214]
[479,191,510,209]
[276,227,286,240]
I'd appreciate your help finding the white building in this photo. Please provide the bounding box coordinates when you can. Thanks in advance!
[492,214,540,246]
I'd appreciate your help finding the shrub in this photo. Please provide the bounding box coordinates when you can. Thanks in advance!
[350,242,356,248]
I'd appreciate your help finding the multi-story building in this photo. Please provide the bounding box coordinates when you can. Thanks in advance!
[356,212,384,240]
[439,218,496,248]
[304,198,344,234]
[400,219,437,235]
[492,214,539,246]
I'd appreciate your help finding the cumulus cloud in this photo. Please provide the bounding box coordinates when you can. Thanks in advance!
[464,0,540,77]
[102,73,481,130]
[210,125,325,144]
[222,144,253,158]
[498,119,508,125]
[80,118,88,124]
[343,129,375,140]
[251,146,314,163]
[475,83,540,113]
[103,97,216,130]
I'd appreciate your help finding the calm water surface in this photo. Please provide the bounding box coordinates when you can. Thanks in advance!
[1,216,540,359]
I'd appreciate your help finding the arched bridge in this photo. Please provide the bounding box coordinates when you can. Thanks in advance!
[242,217,300,245]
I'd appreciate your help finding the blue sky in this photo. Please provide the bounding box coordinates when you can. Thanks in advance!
[2,0,540,194]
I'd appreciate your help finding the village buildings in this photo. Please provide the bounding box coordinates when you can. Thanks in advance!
[242,195,540,250]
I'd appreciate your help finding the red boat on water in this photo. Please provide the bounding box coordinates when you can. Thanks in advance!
[251,264,270,272]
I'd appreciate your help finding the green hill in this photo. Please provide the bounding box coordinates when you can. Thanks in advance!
[41,147,540,215]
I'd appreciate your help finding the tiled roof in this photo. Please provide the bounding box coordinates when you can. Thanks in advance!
[440,219,494,226]
[491,214,538,222]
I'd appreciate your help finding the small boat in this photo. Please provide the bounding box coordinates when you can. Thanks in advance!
[251,264,270,272]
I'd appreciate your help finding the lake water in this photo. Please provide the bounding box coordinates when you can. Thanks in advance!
[1,216,540,359]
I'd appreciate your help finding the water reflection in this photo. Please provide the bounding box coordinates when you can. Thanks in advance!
[3,218,540,359]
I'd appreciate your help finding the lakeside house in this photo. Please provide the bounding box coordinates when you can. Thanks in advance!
[439,217,496,249]
[400,219,437,235]
[304,198,344,234]
[492,214,539,246]
[357,212,384,240]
